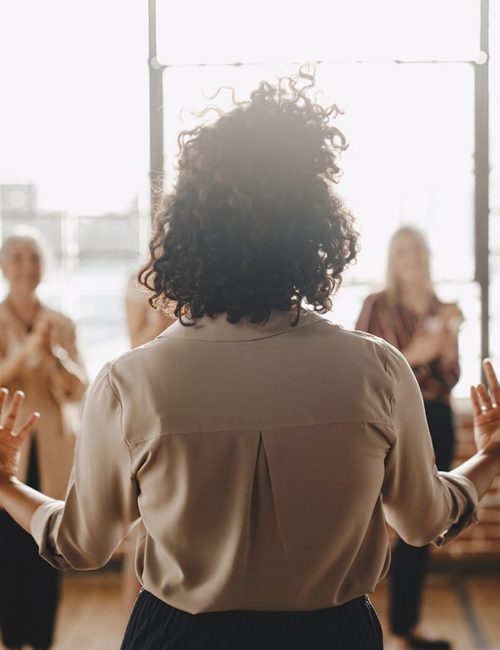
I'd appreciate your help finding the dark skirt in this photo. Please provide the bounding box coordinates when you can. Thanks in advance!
[0,438,61,648]
[121,590,383,650]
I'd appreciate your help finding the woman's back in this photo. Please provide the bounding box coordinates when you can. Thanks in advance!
[120,312,392,612]
[33,310,475,615]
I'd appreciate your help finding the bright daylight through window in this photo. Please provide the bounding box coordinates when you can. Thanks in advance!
[0,0,496,399]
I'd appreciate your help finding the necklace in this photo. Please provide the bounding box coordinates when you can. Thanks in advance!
[5,295,41,332]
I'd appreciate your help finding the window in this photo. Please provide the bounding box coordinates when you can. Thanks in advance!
[0,1,492,397]
[156,0,483,397]
[0,0,150,378]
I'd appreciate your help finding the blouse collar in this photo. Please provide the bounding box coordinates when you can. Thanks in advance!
[159,309,326,342]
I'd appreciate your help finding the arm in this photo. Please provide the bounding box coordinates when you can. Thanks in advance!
[0,477,53,531]
[0,348,29,385]
[355,294,381,335]
[0,390,49,529]
[434,305,464,390]
[405,304,463,373]
[402,333,446,367]
[125,289,149,348]
[434,335,460,391]
[382,350,500,546]
[0,365,140,570]
[126,300,174,348]
[0,329,47,385]
[46,321,88,403]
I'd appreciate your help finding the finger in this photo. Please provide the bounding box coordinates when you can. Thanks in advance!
[0,388,9,415]
[484,359,500,403]
[476,384,492,410]
[470,386,482,417]
[15,411,40,443]
[2,390,25,432]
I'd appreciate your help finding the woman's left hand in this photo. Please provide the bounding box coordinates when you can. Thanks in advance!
[470,360,500,456]
[0,389,40,479]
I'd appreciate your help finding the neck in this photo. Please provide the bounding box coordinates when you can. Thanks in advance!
[6,291,40,324]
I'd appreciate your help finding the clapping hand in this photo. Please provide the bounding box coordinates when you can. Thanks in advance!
[20,318,53,362]
[404,332,447,366]
[0,389,40,480]
[470,360,500,455]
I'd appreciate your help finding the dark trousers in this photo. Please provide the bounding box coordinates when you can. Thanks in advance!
[389,400,455,636]
[0,439,61,649]
[121,590,383,650]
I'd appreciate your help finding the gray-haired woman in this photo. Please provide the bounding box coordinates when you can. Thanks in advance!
[0,232,87,650]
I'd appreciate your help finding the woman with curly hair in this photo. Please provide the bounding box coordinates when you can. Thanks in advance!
[1,69,500,650]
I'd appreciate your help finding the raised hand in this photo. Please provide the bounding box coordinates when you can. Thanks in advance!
[470,359,500,455]
[0,389,40,479]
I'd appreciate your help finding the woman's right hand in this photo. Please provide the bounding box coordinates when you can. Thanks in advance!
[403,332,446,366]
[20,319,52,361]
[0,389,40,481]
[470,359,500,456]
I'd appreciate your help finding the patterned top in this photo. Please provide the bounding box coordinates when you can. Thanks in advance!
[356,291,461,404]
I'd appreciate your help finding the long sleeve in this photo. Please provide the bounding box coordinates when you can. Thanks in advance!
[434,340,460,392]
[48,320,88,404]
[355,294,383,337]
[381,344,478,546]
[30,363,140,570]
[61,321,88,400]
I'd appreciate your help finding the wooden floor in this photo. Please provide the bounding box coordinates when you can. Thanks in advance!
[1,571,499,649]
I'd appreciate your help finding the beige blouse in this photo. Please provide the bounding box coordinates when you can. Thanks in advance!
[0,301,87,499]
[31,311,477,613]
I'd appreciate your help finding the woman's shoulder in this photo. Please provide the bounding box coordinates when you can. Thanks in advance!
[361,290,389,309]
[355,290,391,332]
[336,320,400,365]
[41,305,76,330]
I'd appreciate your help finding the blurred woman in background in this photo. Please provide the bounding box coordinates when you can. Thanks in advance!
[356,226,463,650]
[121,274,175,616]
[125,274,175,349]
[0,231,87,650]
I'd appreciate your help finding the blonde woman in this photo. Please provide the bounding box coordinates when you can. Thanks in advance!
[356,226,463,650]
[0,231,87,650]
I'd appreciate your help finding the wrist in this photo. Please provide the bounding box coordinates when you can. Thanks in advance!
[476,446,500,472]
[0,474,19,509]
[0,472,19,491]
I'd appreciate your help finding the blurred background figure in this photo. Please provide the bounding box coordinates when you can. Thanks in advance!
[0,230,87,650]
[125,273,176,349]
[356,226,463,650]
[121,273,175,616]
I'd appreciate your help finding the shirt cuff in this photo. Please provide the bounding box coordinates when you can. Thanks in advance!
[433,472,479,547]
[30,500,65,548]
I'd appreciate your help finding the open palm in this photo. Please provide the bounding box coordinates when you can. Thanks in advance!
[470,360,500,453]
[0,389,40,479]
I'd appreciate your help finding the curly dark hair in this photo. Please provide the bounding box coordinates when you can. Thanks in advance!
[140,66,359,325]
